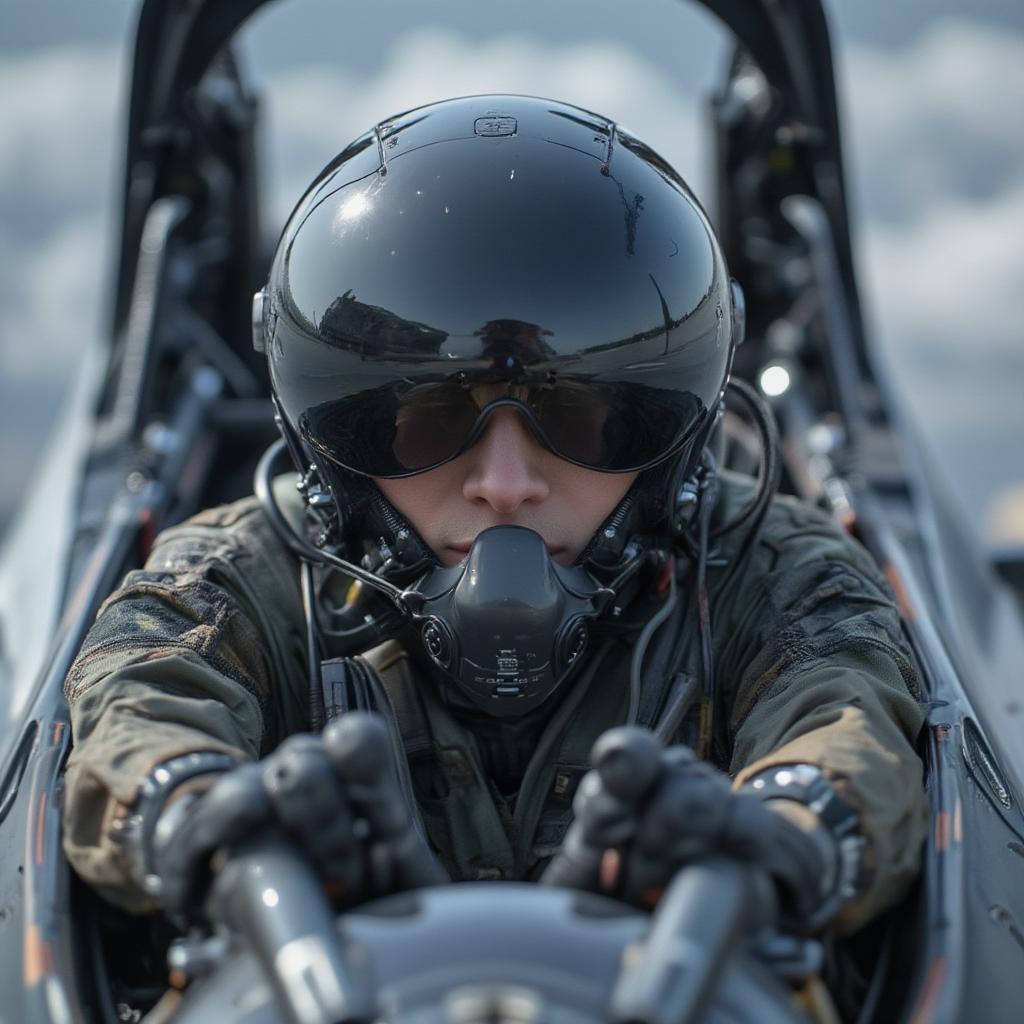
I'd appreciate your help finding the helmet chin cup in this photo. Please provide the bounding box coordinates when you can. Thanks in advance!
[402,526,614,717]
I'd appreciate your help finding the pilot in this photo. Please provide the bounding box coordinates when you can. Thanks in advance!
[62,95,927,938]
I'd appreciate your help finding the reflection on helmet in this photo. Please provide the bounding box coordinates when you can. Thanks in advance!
[264,94,740,488]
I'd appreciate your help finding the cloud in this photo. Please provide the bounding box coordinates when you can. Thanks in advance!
[837,18,1024,523]
[861,181,1024,362]
[840,18,1024,357]
[0,46,122,530]
[0,47,121,390]
[0,213,109,529]
[0,46,123,243]
[843,18,1024,227]
[0,213,108,378]
[260,27,704,232]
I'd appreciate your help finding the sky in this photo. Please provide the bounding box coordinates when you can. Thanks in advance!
[1,0,1023,548]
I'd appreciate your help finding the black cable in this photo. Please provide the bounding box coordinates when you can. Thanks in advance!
[694,466,719,759]
[606,549,650,597]
[653,672,700,745]
[853,925,895,1024]
[254,439,411,611]
[710,376,781,542]
[301,561,324,731]
[626,567,679,725]
[624,378,780,752]
[714,379,782,599]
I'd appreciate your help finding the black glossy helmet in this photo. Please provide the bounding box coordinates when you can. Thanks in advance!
[258,95,742,550]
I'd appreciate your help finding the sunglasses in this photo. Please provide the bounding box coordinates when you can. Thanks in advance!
[300,377,705,478]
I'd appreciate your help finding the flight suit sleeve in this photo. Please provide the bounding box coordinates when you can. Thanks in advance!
[714,490,929,933]
[62,489,309,912]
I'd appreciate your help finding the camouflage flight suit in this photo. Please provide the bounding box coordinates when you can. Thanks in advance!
[62,472,928,931]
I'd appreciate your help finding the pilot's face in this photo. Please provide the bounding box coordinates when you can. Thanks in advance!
[374,407,637,566]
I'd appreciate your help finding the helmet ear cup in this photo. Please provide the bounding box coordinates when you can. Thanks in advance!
[730,278,746,348]
[309,457,440,576]
[252,287,269,353]
[627,406,722,537]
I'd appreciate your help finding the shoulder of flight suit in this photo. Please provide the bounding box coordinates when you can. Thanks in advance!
[62,477,309,910]
[712,471,929,931]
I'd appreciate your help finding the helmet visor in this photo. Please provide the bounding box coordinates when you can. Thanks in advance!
[300,376,705,478]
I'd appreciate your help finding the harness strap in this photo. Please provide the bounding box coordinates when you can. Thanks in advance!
[320,656,371,720]
[358,641,435,767]
[359,642,518,881]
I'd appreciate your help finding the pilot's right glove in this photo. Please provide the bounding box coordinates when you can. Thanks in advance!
[122,711,446,921]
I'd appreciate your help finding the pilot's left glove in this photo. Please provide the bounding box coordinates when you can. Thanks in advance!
[120,712,446,921]
[542,726,864,933]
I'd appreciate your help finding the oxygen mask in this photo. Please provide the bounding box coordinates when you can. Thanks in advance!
[400,526,616,717]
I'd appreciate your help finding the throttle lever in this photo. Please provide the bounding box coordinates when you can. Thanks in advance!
[206,832,376,1024]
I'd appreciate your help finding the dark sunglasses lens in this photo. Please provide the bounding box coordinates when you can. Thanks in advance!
[531,384,692,471]
[303,382,483,477]
[303,379,701,476]
[302,382,479,476]
[528,387,611,467]
[391,384,479,472]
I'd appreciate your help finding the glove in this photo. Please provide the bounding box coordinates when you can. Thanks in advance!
[542,726,851,932]
[147,712,446,919]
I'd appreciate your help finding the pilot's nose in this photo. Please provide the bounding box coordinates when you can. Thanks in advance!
[461,408,550,514]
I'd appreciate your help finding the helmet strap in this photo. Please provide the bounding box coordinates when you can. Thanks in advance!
[578,399,725,573]
[307,457,438,582]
